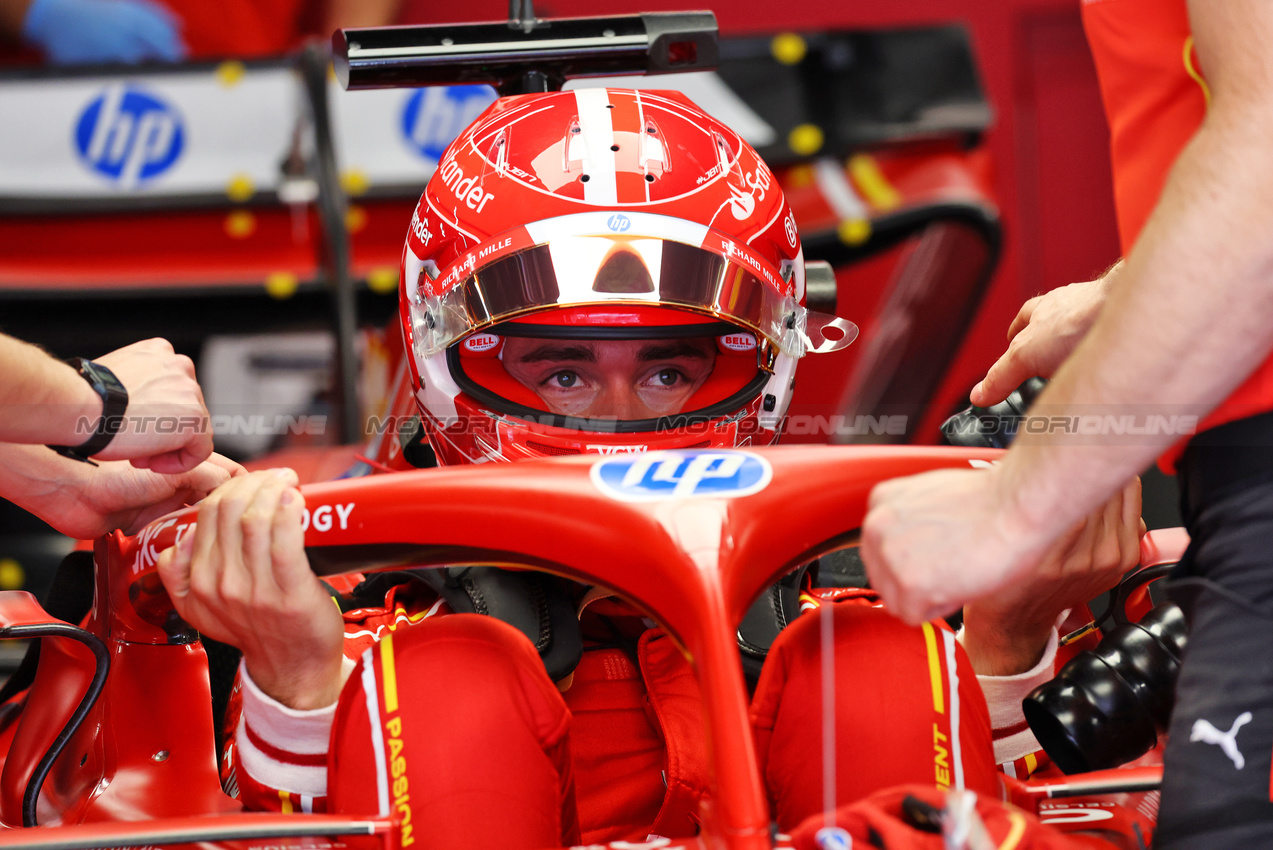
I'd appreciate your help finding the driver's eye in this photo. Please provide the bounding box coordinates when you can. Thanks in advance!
[552,371,579,388]
[656,369,681,386]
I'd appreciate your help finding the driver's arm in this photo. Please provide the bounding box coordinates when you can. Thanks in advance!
[961,479,1143,767]
[157,469,347,811]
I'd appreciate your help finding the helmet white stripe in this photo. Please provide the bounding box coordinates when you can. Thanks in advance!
[522,211,708,247]
[573,88,618,205]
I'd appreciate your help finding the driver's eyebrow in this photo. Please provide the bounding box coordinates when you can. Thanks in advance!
[638,342,713,362]
[512,343,597,363]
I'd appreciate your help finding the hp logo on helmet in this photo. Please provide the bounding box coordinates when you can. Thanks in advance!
[607,214,632,232]
[591,450,772,502]
[75,84,184,188]
[401,85,497,163]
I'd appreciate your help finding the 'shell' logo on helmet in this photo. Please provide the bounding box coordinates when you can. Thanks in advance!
[591,450,772,501]
[400,85,497,163]
[75,84,184,188]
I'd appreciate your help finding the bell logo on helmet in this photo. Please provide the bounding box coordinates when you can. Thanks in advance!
[75,84,184,188]
[718,333,757,353]
[400,85,497,163]
[607,213,632,232]
[591,450,772,501]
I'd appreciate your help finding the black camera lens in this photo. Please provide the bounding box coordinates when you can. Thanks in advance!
[1023,601,1188,773]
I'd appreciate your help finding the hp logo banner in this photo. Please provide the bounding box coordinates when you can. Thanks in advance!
[606,213,631,232]
[401,85,497,162]
[591,451,772,502]
[75,84,184,188]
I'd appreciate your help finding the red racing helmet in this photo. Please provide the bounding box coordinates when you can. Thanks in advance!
[399,87,856,464]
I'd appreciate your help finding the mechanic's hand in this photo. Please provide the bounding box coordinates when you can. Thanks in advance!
[64,451,244,538]
[92,338,212,474]
[970,270,1116,407]
[156,469,345,711]
[961,477,1145,676]
[22,0,186,64]
[861,466,1058,626]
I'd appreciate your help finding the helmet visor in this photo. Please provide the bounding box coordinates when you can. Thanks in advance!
[410,235,809,359]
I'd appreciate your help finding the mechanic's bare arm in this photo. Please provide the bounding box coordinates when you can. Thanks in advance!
[0,335,213,473]
[970,261,1123,407]
[0,443,243,538]
[1004,0,1273,543]
[865,0,1273,623]
[156,469,346,711]
[0,334,104,445]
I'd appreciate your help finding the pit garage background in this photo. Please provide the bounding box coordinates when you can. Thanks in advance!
[0,0,1179,618]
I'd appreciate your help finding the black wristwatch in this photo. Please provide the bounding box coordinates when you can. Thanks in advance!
[48,358,129,464]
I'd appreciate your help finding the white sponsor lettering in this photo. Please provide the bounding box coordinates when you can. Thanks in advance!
[718,238,781,289]
[587,444,647,454]
[300,502,356,533]
[696,163,721,185]
[463,333,501,353]
[410,210,433,246]
[621,453,746,497]
[728,165,771,220]
[132,517,178,574]
[477,236,512,259]
[437,156,495,212]
[1039,807,1115,825]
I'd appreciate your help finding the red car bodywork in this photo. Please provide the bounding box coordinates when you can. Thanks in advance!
[0,446,1184,848]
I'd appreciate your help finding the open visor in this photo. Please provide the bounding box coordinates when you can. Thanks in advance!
[408,235,857,359]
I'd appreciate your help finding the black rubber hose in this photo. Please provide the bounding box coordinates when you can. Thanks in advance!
[2,623,111,827]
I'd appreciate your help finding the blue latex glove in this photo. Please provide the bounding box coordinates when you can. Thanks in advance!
[22,0,187,64]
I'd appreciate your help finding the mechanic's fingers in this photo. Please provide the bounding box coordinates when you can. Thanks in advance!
[1005,295,1041,343]
[175,455,242,496]
[1088,486,1126,576]
[1120,477,1145,571]
[970,342,1031,407]
[168,427,217,474]
[210,453,248,477]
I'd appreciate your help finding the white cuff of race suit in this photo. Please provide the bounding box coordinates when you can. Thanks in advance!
[961,622,1060,767]
[236,656,356,797]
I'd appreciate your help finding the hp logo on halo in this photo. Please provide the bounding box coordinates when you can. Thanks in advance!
[401,85,497,162]
[606,214,631,232]
[75,84,184,188]
[591,450,772,501]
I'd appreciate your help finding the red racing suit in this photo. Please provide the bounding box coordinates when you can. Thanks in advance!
[218,576,1058,847]
[1082,0,1273,459]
